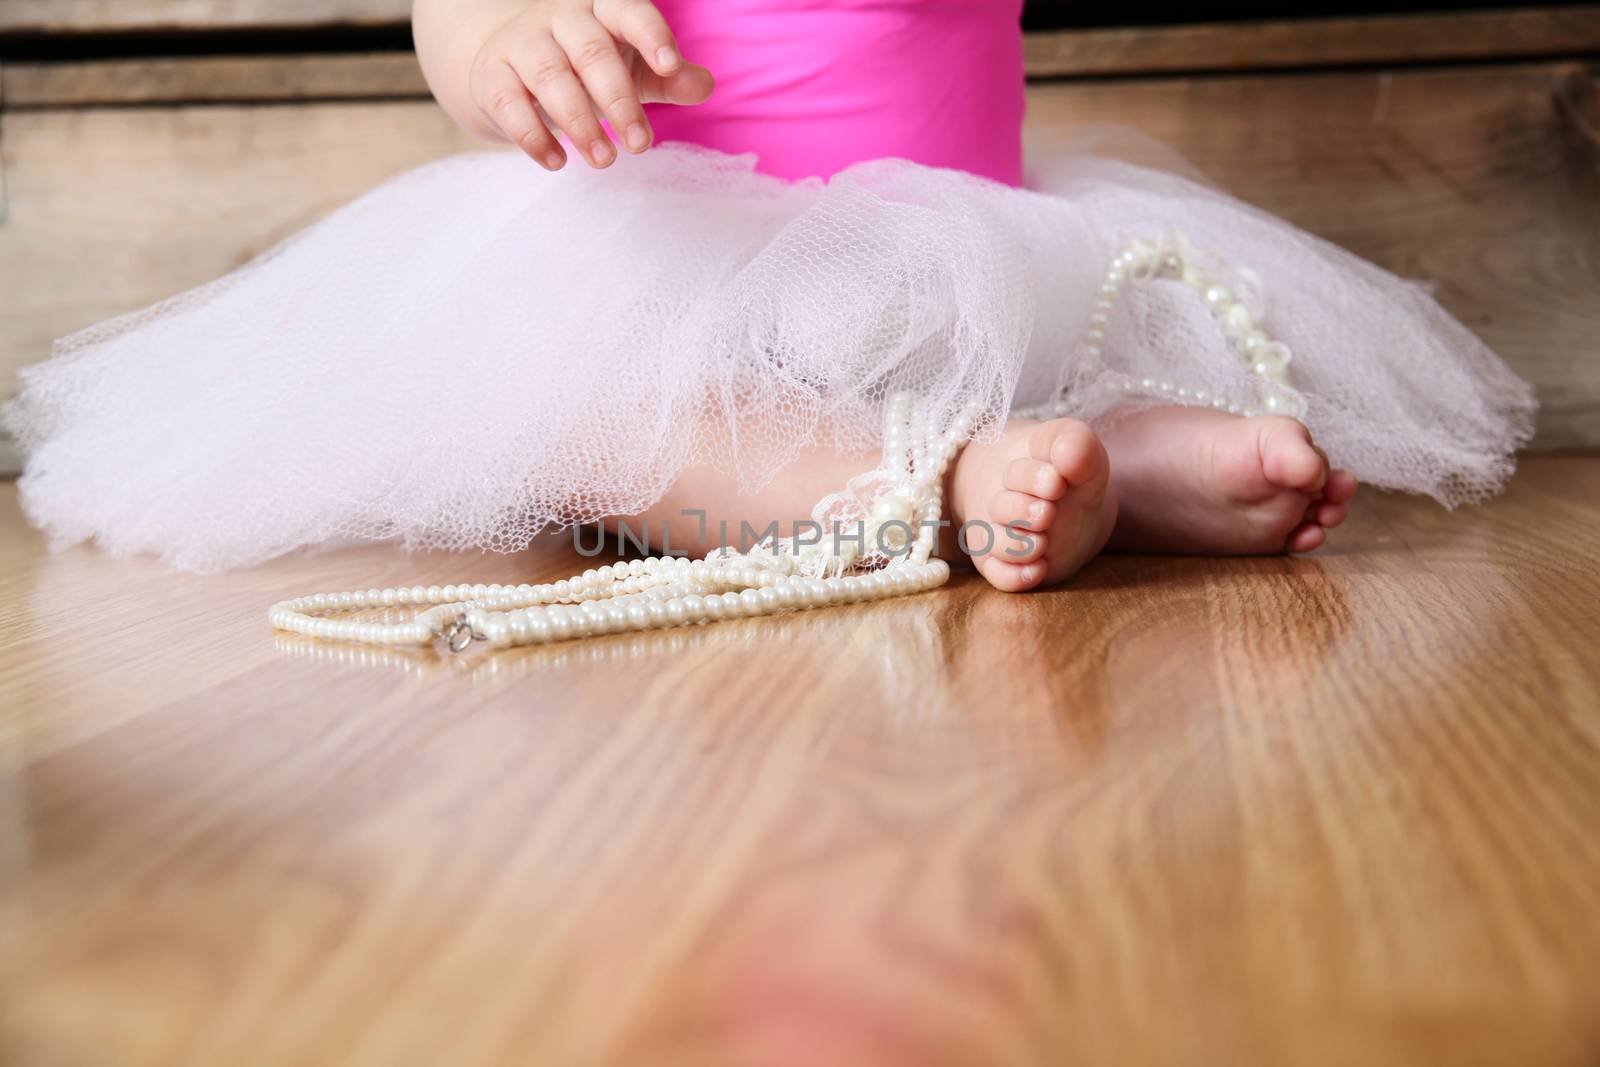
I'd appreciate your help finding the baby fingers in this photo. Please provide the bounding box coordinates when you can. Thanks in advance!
[595,0,681,76]
[507,32,615,169]
[634,61,715,106]
[595,0,713,106]
[551,14,652,154]
[475,63,565,171]
[473,1,704,170]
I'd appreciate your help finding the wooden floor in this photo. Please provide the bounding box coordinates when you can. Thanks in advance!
[4,460,1600,1067]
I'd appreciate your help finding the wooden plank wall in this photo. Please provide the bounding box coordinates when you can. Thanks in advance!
[0,0,412,35]
[2,8,1599,475]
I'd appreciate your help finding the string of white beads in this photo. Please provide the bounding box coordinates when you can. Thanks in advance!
[269,393,971,652]
[1023,236,1304,421]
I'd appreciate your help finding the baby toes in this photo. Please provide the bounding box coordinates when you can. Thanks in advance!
[971,489,1051,566]
[1258,416,1327,493]
[974,555,1048,593]
[957,417,1115,593]
[1323,469,1359,505]
[1287,522,1326,553]
[1314,501,1349,528]
[1031,419,1106,489]
[1004,457,1066,501]
[990,489,1055,533]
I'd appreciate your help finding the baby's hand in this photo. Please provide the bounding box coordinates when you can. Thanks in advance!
[469,0,713,171]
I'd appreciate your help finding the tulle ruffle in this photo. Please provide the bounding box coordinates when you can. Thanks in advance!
[6,144,1535,571]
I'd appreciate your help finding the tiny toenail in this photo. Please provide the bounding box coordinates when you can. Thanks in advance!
[1029,501,1047,521]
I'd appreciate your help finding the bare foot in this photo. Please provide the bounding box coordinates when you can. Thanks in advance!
[946,419,1117,591]
[1101,406,1358,555]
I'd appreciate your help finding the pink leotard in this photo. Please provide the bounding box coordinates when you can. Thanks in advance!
[646,0,1026,185]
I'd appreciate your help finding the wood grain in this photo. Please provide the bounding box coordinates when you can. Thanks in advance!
[3,461,1600,1066]
[4,2,1598,79]
[2,52,431,108]
[1025,6,1600,77]
[0,0,410,36]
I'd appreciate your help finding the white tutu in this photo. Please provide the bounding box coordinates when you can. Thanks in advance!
[7,144,1535,571]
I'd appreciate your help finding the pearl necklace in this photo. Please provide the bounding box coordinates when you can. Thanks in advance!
[270,236,1303,653]
[270,393,974,652]
[268,555,954,652]
[1016,235,1305,422]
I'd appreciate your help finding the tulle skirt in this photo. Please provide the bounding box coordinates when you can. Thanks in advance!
[6,143,1535,572]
